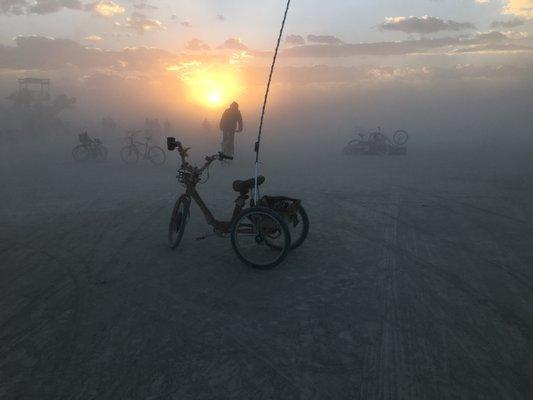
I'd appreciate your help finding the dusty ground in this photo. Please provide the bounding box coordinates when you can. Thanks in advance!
[1,140,532,399]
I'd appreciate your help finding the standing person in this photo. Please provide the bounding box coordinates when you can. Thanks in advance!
[201,118,212,135]
[219,101,243,158]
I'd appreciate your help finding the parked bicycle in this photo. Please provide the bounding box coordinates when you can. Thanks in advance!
[343,127,409,155]
[72,131,108,162]
[167,137,309,269]
[120,130,166,165]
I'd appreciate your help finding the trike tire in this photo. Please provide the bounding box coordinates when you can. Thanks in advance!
[231,207,291,270]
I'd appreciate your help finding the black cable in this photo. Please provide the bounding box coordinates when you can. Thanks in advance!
[255,0,291,163]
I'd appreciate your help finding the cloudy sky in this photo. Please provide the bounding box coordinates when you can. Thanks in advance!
[1,0,532,130]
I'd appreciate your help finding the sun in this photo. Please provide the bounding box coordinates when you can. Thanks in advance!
[168,63,243,109]
[207,90,222,106]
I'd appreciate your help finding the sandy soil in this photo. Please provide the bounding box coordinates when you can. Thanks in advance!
[1,140,532,399]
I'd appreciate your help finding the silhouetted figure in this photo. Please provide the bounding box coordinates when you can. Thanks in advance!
[101,116,117,134]
[145,118,162,138]
[164,119,174,137]
[79,131,92,145]
[202,118,212,135]
[219,102,243,157]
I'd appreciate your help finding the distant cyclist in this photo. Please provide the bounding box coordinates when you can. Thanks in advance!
[219,101,243,158]
[79,131,93,145]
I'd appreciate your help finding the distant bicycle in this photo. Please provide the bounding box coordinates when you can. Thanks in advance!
[343,127,409,155]
[72,132,108,162]
[120,130,166,166]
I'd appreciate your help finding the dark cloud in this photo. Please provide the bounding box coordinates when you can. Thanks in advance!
[475,31,509,42]
[221,38,248,51]
[1,0,29,14]
[0,0,125,15]
[185,38,210,51]
[238,63,533,89]
[453,43,533,54]
[286,35,305,46]
[0,36,111,69]
[216,14,225,21]
[0,35,177,70]
[133,2,158,10]
[490,18,525,28]
[282,31,523,58]
[307,35,343,45]
[180,20,192,28]
[379,16,476,34]
[0,0,84,14]
[0,32,529,78]
[28,0,83,14]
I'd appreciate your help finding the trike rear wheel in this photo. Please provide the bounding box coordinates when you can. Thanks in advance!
[261,200,309,250]
[231,207,291,270]
[287,205,309,249]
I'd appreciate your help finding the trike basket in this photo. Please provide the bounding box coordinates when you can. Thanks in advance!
[259,196,301,216]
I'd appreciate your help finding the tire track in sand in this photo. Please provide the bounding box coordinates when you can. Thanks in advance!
[359,187,413,399]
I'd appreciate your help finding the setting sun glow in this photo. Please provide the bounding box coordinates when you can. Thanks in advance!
[207,90,222,106]
[168,63,243,109]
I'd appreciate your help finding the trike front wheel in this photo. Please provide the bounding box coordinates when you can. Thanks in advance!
[231,207,291,270]
[168,195,190,249]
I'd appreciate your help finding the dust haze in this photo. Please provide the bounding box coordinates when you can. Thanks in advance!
[1,2,533,398]
[2,69,532,167]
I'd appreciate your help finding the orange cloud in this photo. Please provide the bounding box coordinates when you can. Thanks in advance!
[503,0,533,19]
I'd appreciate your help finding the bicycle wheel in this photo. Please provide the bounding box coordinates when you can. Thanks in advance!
[148,146,166,166]
[72,145,89,162]
[393,130,409,146]
[168,195,190,249]
[120,145,139,164]
[343,140,365,155]
[231,207,291,270]
[262,203,309,250]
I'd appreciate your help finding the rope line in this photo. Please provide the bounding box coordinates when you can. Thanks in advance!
[254,0,291,201]
[256,0,291,161]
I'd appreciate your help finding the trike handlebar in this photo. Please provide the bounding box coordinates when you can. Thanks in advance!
[167,137,232,174]
[198,152,232,172]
